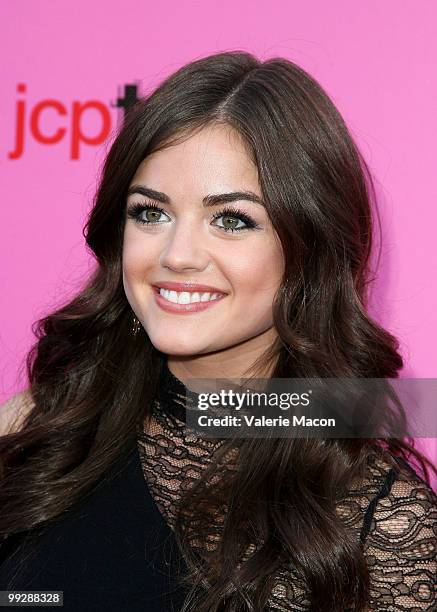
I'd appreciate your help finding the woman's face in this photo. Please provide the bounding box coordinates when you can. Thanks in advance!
[122,123,284,373]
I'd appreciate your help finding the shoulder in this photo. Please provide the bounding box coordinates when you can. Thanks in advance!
[362,454,437,609]
[363,453,437,543]
[364,452,437,520]
[0,390,35,435]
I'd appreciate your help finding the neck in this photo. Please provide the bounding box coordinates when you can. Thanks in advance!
[166,327,280,386]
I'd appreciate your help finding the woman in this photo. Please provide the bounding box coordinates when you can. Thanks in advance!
[0,50,436,611]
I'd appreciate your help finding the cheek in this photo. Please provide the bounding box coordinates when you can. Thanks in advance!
[229,246,283,298]
[122,229,155,278]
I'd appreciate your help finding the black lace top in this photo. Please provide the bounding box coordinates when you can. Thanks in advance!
[139,360,437,611]
[0,360,436,611]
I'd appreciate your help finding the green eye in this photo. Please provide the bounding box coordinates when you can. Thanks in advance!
[127,203,170,225]
[212,213,247,232]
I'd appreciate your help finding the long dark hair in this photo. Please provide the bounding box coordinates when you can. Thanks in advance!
[1,50,435,611]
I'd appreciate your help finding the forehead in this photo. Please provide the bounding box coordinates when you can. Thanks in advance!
[130,124,260,193]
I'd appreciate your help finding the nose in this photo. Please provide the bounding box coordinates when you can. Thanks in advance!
[159,217,210,272]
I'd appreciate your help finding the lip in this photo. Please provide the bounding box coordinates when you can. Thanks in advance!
[153,286,227,314]
[152,281,228,294]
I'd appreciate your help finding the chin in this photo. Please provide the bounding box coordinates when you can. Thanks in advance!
[148,334,209,356]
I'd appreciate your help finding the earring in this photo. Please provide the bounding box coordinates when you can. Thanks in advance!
[132,315,141,336]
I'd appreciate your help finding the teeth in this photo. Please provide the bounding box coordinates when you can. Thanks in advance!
[159,288,221,304]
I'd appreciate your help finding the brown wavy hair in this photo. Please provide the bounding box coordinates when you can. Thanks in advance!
[1,50,436,611]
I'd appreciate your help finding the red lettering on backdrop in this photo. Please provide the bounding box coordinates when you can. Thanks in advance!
[71,101,111,160]
[8,83,27,159]
[7,83,141,159]
[30,100,67,144]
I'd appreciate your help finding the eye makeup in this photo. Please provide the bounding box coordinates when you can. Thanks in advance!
[126,201,262,234]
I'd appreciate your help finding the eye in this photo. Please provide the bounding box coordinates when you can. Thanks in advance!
[210,206,260,233]
[126,202,170,225]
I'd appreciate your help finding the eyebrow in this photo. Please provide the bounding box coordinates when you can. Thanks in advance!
[126,184,265,208]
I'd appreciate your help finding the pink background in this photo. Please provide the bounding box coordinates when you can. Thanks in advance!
[1,1,436,486]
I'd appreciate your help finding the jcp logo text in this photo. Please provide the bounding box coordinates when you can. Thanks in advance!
[8,83,140,160]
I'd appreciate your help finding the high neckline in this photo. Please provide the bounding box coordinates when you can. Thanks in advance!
[155,358,193,423]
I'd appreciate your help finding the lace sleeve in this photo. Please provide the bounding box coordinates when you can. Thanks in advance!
[363,461,437,611]
[265,456,437,612]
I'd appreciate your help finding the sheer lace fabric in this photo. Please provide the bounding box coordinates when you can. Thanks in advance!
[137,370,437,611]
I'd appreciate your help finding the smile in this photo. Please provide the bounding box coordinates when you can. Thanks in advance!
[153,286,227,314]
[158,288,223,304]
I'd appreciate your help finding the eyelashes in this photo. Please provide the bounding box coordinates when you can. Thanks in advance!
[126,201,262,233]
